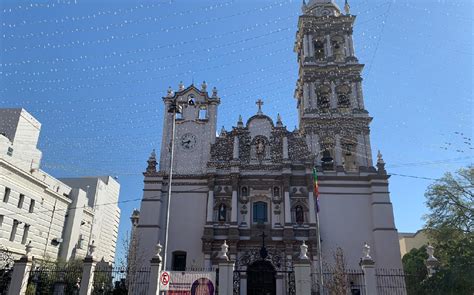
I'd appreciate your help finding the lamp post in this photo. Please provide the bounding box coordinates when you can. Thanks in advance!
[162,99,181,271]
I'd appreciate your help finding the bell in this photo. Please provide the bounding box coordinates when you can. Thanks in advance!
[168,102,182,114]
[321,150,333,163]
[187,97,195,106]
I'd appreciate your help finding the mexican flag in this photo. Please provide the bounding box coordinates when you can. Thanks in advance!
[312,167,320,212]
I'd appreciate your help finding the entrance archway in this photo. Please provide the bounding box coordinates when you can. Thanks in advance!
[247,260,276,295]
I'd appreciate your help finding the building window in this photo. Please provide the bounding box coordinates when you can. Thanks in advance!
[295,205,305,224]
[29,199,35,213]
[0,215,3,228]
[10,220,19,242]
[253,202,268,224]
[172,251,187,271]
[198,107,207,120]
[3,187,10,203]
[317,86,331,110]
[21,224,30,244]
[175,112,183,120]
[314,40,325,60]
[18,194,25,209]
[7,147,13,156]
[241,187,248,197]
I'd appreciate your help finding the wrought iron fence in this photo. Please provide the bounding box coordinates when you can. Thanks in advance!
[27,266,83,295]
[92,265,151,295]
[311,269,366,295]
[376,269,408,295]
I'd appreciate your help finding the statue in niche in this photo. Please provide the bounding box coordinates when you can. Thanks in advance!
[218,204,227,222]
[256,138,265,155]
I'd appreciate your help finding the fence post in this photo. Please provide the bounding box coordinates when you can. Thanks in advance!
[294,241,312,295]
[8,242,33,295]
[79,242,97,295]
[148,243,163,295]
[217,241,234,295]
[360,243,377,295]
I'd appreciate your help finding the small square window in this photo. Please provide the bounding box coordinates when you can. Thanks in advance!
[7,147,13,156]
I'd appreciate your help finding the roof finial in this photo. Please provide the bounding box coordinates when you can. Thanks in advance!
[276,113,283,127]
[302,0,307,12]
[178,81,184,91]
[167,86,174,97]
[201,81,207,91]
[256,99,264,115]
[237,115,244,127]
[344,0,350,15]
[220,126,226,137]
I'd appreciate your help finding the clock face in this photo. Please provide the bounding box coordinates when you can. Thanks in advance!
[180,133,197,151]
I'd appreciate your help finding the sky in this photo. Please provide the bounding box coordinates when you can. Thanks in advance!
[0,0,472,263]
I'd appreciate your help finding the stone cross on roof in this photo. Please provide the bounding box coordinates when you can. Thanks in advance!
[256,99,264,115]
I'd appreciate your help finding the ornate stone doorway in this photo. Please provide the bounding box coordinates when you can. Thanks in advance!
[247,260,276,295]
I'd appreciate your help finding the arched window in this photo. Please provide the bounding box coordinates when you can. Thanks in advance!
[317,86,331,110]
[218,203,227,222]
[314,40,325,60]
[253,202,268,224]
[172,251,187,271]
[295,205,304,224]
[241,187,248,197]
[336,84,351,108]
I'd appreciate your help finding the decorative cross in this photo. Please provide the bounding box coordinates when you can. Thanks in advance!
[256,99,264,115]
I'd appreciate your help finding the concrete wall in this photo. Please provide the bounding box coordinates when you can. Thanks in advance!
[399,230,428,258]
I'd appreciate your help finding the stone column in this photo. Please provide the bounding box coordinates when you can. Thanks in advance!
[283,137,289,160]
[148,244,163,295]
[284,189,291,225]
[303,82,310,110]
[344,34,353,57]
[364,133,373,167]
[8,243,33,295]
[335,134,342,167]
[325,35,332,57]
[233,136,239,160]
[217,242,235,295]
[356,134,365,169]
[303,35,309,57]
[330,81,337,109]
[294,241,312,295]
[357,81,365,109]
[348,34,355,56]
[308,34,314,56]
[80,243,97,295]
[206,190,214,223]
[276,273,284,295]
[309,82,316,109]
[231,190,238,223]
[307,191,316,224]
[313,80,320,110]
[351,82,358,109]
[360,243,377,295]
[313,133,321,164]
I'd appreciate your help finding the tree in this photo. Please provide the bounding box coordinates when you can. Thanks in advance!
[419,165,474,294]
[424,165,473,236]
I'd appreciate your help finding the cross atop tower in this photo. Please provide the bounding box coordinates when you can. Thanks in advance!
[256,99,264,115]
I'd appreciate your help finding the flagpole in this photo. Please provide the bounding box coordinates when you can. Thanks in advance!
[313,167,324,295]
[316,206,324,295]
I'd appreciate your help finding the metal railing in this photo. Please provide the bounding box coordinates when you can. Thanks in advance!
[311,269,366,295]
[27,266,83,295]
[376,269,408,295]
[92,265,151,295]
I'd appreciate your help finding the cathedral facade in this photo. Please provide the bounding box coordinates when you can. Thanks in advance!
[134,0,402,292]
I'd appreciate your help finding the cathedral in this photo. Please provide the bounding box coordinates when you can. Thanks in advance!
[134,0,402,293]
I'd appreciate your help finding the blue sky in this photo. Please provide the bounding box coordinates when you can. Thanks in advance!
[1,0,472,262]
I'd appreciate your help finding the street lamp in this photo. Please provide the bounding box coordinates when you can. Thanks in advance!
[162,98,181,271]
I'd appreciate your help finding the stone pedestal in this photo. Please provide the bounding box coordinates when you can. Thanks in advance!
[218,260,235,295]
[79,257,97,295]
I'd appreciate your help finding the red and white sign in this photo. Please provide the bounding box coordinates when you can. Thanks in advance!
[158,271,215,295]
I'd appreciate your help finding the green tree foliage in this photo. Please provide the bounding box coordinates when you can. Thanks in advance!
[403,166,474,294]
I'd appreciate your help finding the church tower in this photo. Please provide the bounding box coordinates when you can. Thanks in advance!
[159,82,220,175]
[295,0,373,171]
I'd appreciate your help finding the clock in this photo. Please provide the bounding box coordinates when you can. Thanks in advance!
[180,133,197,151]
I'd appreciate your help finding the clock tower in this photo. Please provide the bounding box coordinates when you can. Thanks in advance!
[160,81,220,175]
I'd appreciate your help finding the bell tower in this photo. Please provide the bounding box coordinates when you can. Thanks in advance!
[159,82,220,175]
[294,0,374,171]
